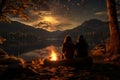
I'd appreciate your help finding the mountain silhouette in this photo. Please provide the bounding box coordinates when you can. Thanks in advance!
[0,21,49,36]
[59,19,109,47]
[0,19,110,55]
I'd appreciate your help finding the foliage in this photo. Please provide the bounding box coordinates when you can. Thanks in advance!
[0,0,50,22]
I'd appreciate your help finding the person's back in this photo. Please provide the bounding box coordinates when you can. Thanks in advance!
[62,35,75,59]
[75,35,88,58]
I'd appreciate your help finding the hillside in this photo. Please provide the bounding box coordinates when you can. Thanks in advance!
[1,49,120,80]
[59,19,110,49]
[0,21,50,55]
[0,19,112,55]
[0,21,49,36]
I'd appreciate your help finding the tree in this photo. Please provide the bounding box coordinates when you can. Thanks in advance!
[106,0,120,56]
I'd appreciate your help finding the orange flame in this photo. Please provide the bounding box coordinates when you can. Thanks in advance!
[50,50,58,61]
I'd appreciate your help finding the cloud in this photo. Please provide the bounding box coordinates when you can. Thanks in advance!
[32,0,51,11]
[11,10,52,25]
[95,10,120,16]
[11,8,78,32]
[94,11,107,16]
[35,21,52,29]
[34,20,73,31]
[10,1,81,31]
[29,11,74,31]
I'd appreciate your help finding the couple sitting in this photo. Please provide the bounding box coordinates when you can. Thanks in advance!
[62,35,88,59]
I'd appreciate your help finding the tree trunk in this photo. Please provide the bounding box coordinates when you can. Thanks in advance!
[106,0,120,55]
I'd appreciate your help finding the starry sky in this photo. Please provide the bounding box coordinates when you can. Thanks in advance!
[11,0,120,32]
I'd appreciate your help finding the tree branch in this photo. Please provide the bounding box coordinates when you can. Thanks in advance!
[0,0,7,15]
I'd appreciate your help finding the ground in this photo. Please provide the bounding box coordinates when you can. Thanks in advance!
[0,47,120,80]
[0,60,120,80]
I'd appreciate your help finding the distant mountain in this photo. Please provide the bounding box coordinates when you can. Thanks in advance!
[58,19,110,49]
[0,19,110,40]
[70,19,120,44]
[0,21,51,55]
[72,19,109,32]
[0,19,114,55]
[0,21,49,36]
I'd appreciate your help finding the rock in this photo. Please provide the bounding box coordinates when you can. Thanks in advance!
[0,36,6,44]
[0,55,25,65]
[0,48,8,56]
[0,56,38,80]
[90,44,105,56]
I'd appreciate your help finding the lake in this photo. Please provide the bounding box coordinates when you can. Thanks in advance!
[19,45,62,62]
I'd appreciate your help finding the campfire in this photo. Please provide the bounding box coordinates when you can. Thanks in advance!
[50,50,58,61]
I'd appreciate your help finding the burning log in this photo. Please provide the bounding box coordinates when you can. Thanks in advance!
[44,57,93,68]
[44,46,93,68]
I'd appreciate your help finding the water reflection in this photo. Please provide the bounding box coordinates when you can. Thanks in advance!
[19,45,62,62]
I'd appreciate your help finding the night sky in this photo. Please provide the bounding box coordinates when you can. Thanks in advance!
[11,0,119,32]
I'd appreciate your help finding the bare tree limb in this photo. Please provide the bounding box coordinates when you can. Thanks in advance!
[0,0,7,15]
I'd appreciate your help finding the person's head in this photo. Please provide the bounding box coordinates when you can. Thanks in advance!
[77,35,84,42]
[64,35,72,43]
